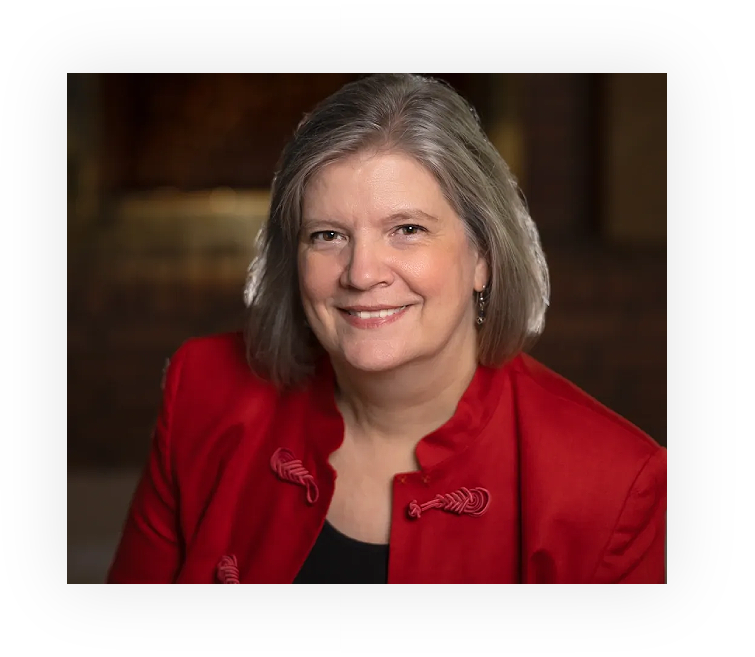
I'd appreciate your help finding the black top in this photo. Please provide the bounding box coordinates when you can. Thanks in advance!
[293,521,389,584]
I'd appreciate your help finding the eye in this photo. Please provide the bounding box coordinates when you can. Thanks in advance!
[310,230,342,243]
[395,224,426,236]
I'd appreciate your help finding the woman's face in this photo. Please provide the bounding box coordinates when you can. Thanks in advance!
[298,150,488,375]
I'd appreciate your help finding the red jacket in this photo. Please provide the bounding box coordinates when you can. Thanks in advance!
[107,332,666,584]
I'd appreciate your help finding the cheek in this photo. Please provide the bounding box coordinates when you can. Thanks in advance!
[298,253,339,304]
[395,247,473,297]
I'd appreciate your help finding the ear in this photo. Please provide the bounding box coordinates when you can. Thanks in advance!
[473,253,489,292]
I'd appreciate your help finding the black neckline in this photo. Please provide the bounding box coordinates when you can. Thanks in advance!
[322,520,389,549]
[293,519,389,584]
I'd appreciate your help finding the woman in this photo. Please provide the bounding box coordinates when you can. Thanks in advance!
[108,74,666,584]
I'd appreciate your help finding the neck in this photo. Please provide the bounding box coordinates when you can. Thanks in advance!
[331,338,479,448]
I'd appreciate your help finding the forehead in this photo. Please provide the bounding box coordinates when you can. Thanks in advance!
[302,150,455,221]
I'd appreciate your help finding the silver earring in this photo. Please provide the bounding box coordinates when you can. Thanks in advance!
[476,285,487,326]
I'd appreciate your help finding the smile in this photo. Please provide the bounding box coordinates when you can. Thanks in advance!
[338,305,411,328]
[345,306,407,319]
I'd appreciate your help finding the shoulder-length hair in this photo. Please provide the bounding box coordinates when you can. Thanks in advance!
[244,74,549,388]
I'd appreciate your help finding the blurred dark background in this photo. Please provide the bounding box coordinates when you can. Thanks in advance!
[68,73,666,581]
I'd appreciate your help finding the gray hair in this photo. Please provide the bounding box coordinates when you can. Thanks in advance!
[244,74,549,388]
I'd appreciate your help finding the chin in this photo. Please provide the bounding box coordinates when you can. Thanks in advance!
[337,342,414,374]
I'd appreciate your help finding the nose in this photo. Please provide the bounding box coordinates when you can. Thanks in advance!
[340,237,393,290]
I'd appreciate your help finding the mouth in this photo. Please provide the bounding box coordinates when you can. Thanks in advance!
[337,304,411,328]
[342,305,408,319]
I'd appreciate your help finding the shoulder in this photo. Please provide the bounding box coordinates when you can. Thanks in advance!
[168,331,275,398]
[505,353,666,581]
[507,352,662,464]
[162,332,280,441]
[158,333,290,502]
[510,356,666,522]
[170,331,250,379]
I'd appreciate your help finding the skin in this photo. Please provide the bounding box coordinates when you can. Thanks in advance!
[297,149,488,543]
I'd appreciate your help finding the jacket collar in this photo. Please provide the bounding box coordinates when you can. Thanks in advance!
[304,355,510,472]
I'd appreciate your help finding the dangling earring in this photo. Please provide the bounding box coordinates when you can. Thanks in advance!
[476,285,488,326]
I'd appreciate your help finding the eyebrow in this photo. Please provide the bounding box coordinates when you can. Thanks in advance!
[301,209,439,231]
[385,209,439,224]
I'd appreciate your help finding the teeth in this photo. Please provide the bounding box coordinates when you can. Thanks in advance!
[349,306,405,319]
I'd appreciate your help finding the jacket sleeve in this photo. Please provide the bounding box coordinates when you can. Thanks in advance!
[589,447,667,584]
[106,348,185,583]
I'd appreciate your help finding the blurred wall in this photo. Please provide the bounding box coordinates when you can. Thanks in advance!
[67,73,666,582]
[522,74,666,447]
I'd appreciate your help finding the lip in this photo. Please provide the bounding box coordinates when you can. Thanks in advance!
[341,305,405,312]
[338,304,411,329]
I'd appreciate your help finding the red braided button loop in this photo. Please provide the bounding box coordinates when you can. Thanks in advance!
[270,447,319,504]
[216,555,240,584]
[407,486,491,519]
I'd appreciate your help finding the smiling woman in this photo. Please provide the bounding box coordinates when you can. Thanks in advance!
[107,74,666,583]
